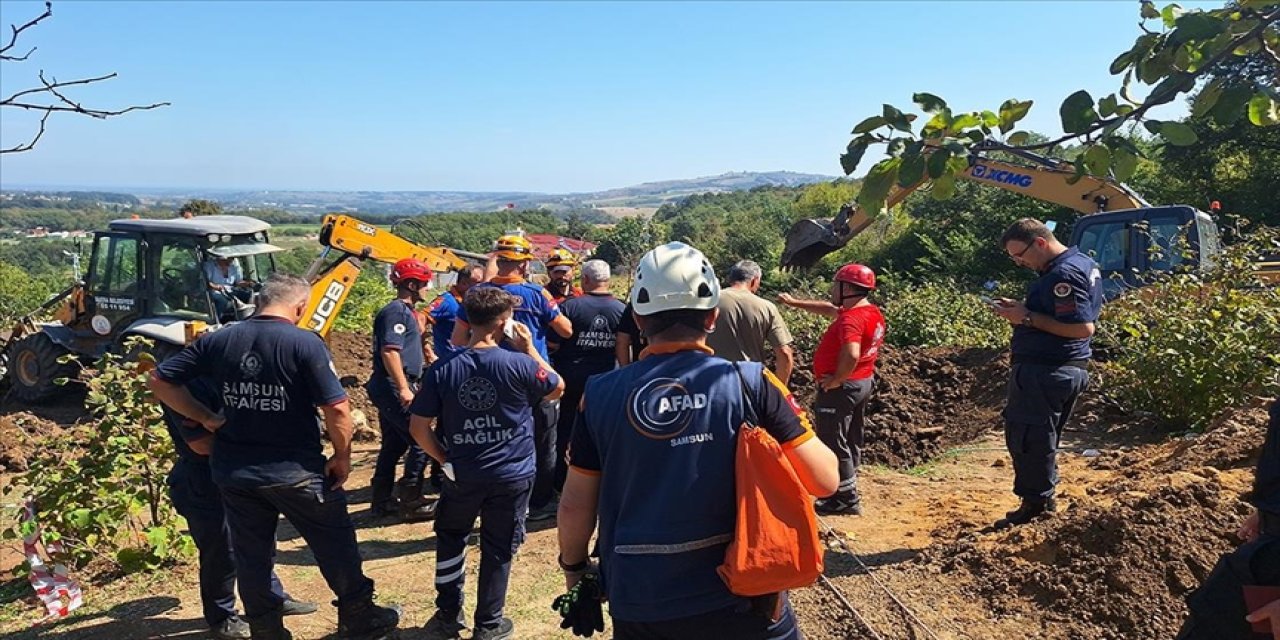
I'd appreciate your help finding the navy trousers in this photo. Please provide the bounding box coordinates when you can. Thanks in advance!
[552,364,610,491]
[433,477,533,630]
[529,400,560,509]
[613,594,802,640]
[370,387,429,491]
[168,460,288,627]
[1175,533,1280,639]
[1002,363,1089,501]
[220,474,373,617]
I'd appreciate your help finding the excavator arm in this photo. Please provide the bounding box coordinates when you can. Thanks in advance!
[781,141,1150,269]
[301,214,483,337]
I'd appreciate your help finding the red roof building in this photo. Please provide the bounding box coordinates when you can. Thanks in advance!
[526,234,597,260]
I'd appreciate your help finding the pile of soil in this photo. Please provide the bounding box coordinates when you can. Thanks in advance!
[325,331,379,442]
[0,411,65,472]
[919,402,1270,639]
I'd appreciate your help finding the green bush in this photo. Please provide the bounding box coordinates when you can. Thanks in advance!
[881,280,1012,349]
[0,260,63,325]
[332,267,395,334]
[1095,228,1280,429]
[3,338,194,573]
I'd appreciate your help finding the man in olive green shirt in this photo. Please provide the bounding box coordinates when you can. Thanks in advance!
[707,260,795,384]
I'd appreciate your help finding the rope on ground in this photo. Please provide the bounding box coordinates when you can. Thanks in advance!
[818,516,950,640]
[816,573,887,640]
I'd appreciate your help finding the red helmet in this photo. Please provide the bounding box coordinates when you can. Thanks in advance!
[834,263,876,290]
[390,258,432,285]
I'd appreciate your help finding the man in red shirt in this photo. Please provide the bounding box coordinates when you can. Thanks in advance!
[779,263,885,515]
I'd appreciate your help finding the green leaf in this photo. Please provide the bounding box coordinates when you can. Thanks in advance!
[1159,121,1199,145]
[68,508,92,529]
[950,112,982,130]
[1139,46,1175,84]
[1249,93,1280,126]
[1170,12,1224,45]
[1066,156,1088,185]
[980,110,1000,128]
[1059,90,1099,134]
[931,173,957,200]
[1099,94,1120,118]
[840,138,869,175]
[1112,148,1139,182]
[1191,79,1225,118]
[912,92,947,113]
[1109,50,1135,75]
[1161,3,1183,29]
[1006,131,1031,146]
[998,99,1033,134]
[897,152,926,188]
[1211,86,1253,125]
[921,110,952,138]
[882,104,912,132]
[1084,145,1112,176]
[926,149,953,179]
[1140,0,1160,19]
[1148,73,1194,107]
[852,116,888,135]
[856,158,901,212]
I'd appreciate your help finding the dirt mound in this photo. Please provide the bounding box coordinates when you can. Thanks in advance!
[1092,401,1271,477]
[0,412,64,472]
[325,331,378,442]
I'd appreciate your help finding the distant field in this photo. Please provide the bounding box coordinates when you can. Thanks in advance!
[597,206,658,218]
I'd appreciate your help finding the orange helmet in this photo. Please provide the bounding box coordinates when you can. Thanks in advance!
[390,258,432,285]
[546,248,577,269]
[493,234,535,261]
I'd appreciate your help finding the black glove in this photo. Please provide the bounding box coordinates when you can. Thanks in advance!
[551,572,605,637]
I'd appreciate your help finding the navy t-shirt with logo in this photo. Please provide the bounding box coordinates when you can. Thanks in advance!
[1012,247,1104,363]
[160,377,220,465]
[155,316,348,488]
[369,299,424,396]
[410,347,559,483]
[551,292,625,370]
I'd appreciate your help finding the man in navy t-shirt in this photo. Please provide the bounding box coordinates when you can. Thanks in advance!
[150,274,400,640]
[990,218,1103,529]
[411,286,563,640]
[547,259,624,491]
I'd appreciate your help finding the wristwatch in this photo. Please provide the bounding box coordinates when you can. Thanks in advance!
[1021,313,1035,328]
[558,555,589,572]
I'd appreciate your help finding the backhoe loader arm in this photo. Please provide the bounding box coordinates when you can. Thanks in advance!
[301,214,482,337]
[781,142,1150,269]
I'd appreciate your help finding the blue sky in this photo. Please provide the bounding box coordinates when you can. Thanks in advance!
[0,1,1206,193]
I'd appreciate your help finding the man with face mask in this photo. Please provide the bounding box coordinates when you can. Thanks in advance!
[988,218,1102,529]
[778,263,886,516]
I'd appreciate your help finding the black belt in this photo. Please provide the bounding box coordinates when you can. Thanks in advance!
[1263,511,1280,536]
[1011,355,1089,369]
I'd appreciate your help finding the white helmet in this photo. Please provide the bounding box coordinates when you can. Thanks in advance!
[630,242,720,316]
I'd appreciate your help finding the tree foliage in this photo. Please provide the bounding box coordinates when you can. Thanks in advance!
[177,199,223,217]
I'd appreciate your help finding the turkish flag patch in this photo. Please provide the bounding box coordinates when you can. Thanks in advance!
[536,368,550,381]
[786,394,803,415]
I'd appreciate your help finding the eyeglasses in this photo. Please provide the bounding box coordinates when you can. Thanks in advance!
[1008,242,1034,261]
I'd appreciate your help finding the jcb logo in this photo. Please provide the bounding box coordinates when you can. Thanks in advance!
[355,223,377,235]
[308,281,346,331]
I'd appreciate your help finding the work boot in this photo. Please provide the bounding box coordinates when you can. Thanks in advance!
[995,498,1057,529]
[212,615,251,640]
[336,596,401,640]
[397,479,438,522]
[244,610,292,640]
[815,496,862,516]
[280,598,318,616]
[370,477,399,518]
[421,610,467,640]
[472,617,515,640]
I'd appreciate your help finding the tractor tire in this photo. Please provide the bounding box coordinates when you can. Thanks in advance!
[7,333,78,404]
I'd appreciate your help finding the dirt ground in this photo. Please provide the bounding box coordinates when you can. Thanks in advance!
[0,335,1270,639]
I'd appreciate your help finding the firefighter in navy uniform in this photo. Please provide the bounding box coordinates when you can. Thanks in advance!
[451,234,573,522]
[1176,398,1280,639]
[557,242,840,639]
[366,258,436,522]
[150,274,400,640]
[411,286,565,640]
[159,377,317,640]
[989,218,1103,529]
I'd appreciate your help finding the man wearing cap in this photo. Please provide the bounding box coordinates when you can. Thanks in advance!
[366,258,437,522]
[779,263,886,516]
[451,234,572,522]
[558,241,839,638]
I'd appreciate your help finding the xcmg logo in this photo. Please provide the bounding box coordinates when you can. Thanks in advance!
[970,165,1033,188]
[308,281,346,331]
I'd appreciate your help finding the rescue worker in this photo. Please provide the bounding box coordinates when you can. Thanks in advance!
[707,260,795,384]
[411,286,565,640]
[160,377,317,640]
[545,248,584,304]
[989,218,1102,529]
[548,259,624,490]
[428,265,485,360]
[1176,397,1280,638]
[558,242,839,639]
[778,263,885,516]
[365,258,436,522]
[614,301,646,366]
[451,234,572,522]
[149,274,400,640]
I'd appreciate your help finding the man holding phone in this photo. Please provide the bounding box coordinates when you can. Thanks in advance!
[988,219,1103,529]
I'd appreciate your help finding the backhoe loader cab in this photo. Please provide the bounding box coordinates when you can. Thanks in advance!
[4,215,283,403]
[1070,205,1220,299]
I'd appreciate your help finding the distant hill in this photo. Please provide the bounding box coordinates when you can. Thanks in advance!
[0,170,839,217]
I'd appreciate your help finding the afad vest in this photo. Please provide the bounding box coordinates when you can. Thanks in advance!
[582,351,764,622]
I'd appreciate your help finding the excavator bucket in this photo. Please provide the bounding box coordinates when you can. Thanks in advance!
[781,217,844,270]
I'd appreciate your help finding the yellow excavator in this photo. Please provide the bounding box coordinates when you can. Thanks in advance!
[1,214,484,403]
[782,140,1279,293]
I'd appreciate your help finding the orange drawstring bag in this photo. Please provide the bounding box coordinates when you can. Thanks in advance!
[717,365,824,596]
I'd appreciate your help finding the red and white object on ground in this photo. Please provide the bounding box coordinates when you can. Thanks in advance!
[21,497,83,623]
